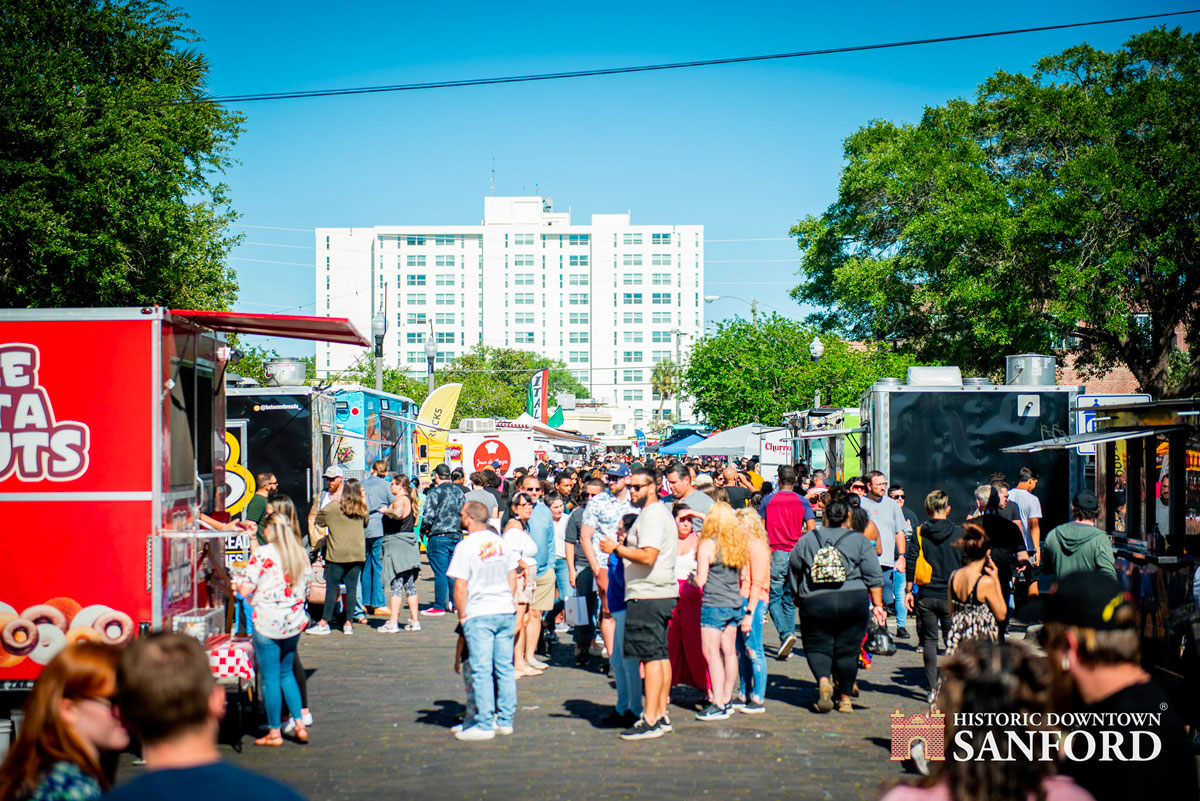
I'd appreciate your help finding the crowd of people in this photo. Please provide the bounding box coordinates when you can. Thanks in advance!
[2,453,1196,801]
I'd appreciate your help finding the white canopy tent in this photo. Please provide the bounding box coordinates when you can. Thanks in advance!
[686,422,773,459]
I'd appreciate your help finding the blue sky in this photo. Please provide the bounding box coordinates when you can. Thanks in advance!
[180,1,1199,356]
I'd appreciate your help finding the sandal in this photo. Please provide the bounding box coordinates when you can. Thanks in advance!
[292,722,309,744]
[254,730,283,747]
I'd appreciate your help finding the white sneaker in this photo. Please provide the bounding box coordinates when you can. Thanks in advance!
[496,725,514,735]
[301,711,313,726]
[343,622,354,635]
[404,620,422,631]
[526,657,548,670]
[454,726,496,741]
[306,622,331,636]
[450,723,464,733]
[282,718,296,734]
[378,622,401,633]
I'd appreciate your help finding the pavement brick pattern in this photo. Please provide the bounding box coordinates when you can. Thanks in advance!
[121,561,938,801]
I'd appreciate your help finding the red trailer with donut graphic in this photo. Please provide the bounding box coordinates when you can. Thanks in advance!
[0,308,367,687]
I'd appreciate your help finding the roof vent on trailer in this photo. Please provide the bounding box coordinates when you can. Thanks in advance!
[460,418,497,433]
[962,377,995,387]
[906,366,963,387]
[1005,354,1056,386]
[264,359,307,386]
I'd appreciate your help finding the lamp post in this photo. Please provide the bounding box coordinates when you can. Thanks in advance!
[809,336,824,408]
[424,338,437,394]
[370,300,387,392]
[703,294,757,324]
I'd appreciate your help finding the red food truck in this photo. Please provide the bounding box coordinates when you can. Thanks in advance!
[0,307,367,688]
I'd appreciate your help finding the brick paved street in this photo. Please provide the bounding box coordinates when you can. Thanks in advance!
[122,564,938,801]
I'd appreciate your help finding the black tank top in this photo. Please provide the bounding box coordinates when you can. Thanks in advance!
[382,502,415,535]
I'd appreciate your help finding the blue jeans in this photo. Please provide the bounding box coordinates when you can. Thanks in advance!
[463,613,517,731]
[768,550,796,642]
[426,534,457,611]
[610,609,643,717]
[737,599,768,702]
[554,558,573,601]
[357,536,385,615]
[253,632,303,730]
[891,568,907,628]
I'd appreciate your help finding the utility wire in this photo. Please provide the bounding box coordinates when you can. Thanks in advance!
[20,10,1198,111]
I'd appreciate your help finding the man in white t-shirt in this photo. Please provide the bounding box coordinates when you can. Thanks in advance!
[860,470,910,638]
[1007,467,1044,562]
[448,501,519,742]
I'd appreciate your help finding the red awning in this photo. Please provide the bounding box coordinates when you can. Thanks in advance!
[169,310,370,347]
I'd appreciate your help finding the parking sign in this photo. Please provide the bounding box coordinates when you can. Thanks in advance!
[1074,394,1151,454]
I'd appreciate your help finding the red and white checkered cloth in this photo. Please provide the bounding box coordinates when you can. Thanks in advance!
[208,646,254,681]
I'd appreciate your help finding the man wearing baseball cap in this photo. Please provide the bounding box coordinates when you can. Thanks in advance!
[1040,491,1116,583]
[578,461,636,667]
[1040,573,1197,801]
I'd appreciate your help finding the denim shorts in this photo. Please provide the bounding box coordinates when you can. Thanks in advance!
[700,601,746,630]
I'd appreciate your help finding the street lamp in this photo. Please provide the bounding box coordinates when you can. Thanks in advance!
[423,337,437,394]
[809,336,824,408]
[704,294,757,324]
[370,297,387,392]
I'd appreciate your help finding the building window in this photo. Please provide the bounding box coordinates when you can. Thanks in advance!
[435,312,455,325]
[514,293,534,305]
[622,274,643,286]
[407,254,426,267]
[623,370,643,383]
[652,350,672,363]
[436,351,452,364]
[652,272,672,285]
[511,312,533,325]
[568,274,588,286]
[406,274,426,286]
[407,312,426,325]
[623,331,643,343]
[623,233,642,245]
[568,293,588,305]
[434,234,455,245]
[435,332,455,344]
[325,276,330,289]
[435,293,455,306]
[405,235,426,246]
[570,369,588,383]
[622,254,643,267]
[623,351,643,364]
[652,233,671,245]
[622,389,644,402]
[651,331,672,343]
[652,254,672,266]
[623,293,643,305]
[569,312,589,325]
[569,351,589,364]
[568,234,589,245]
[652,311,672,324]
[569,255,589,267]
[514,332,535,344]
[623,312,643,325]
[435,255,455,267]
[652,292,672,305]
[568,332,588,344]
[405,332,424,344]
[435,274,455,286]
[407,351,423,364]
[514,233,535,246]
[514,254,535,267]
[514,273,534,286]
[406,293,426,305]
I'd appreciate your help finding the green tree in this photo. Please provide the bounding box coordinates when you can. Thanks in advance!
[680,315,918,428]
[439,346,587,427]
[341,353,429,403]
[650,360,677,432]
[791,27,1199,398]
[0,0,244,309]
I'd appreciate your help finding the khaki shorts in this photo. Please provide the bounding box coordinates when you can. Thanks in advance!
[531,570,556,611]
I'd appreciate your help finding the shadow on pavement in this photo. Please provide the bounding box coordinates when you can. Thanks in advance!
[557,699,619,728]
[415,699,465,728]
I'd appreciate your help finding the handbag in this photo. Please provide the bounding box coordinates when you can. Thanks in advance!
[865,620,897,656]
[564,594,589,628]
[306,556,327,605]
[914,526,933,586]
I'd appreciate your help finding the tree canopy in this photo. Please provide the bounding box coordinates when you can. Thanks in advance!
[680,314,918,428]
[0,0,244,309]
[790,27,1199,398]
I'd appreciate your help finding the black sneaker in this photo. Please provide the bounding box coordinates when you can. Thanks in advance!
[696,702,732,721]
[740,700,766,714]
[895,627,911,639]
[599,709,630,728]
[659,713,673,733]
[619,717,664,740]
[776,633,797,660]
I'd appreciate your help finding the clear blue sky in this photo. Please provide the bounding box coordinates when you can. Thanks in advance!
[180,0,1199,357]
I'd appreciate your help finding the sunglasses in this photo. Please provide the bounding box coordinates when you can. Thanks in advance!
[629,482,653,489]
[851,484,865,491]
[890,493,904,500]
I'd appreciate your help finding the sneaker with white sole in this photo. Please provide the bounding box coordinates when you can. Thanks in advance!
[306,622,331,636]
[740,700,766,714]
[404,620,422,631]
[342,622,354,635]
[450,723,464,734]
[696,702,732,721]
[282,718,296,734]
[776,633,797,660]
[660,713,673,733]
[378,622,401,633]
[301,711,313,726]
[422,608,447,617]
[619,717,664,740]
[454,726,496,741]
[496,725,513,735]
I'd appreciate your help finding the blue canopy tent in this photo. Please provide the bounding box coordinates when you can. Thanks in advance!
[657,432,704,455]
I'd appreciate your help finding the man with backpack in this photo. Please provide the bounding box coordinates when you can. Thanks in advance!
[787,497,886,714]
[904,489,965,702]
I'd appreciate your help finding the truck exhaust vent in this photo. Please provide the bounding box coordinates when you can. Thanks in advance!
[1005,354,1056,386]
[264,359,307,386]
[460,418,497,433]
[962,377,994,387]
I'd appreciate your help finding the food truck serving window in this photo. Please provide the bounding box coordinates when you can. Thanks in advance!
[169,362,215,488]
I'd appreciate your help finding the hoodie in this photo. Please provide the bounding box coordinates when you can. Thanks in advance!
[906,518,964,593]
[1042,521,1116,581]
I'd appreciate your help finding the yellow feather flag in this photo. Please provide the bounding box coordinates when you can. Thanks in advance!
[415,382,462,444]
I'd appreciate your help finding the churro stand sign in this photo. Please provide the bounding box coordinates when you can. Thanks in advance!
[474,439,511,472]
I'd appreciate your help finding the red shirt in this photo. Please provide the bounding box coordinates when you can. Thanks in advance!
[764,491,812,552]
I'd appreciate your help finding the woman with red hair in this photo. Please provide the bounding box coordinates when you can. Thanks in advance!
[0,642,129,801]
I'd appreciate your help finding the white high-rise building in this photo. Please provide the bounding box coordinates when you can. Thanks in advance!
[315,197,703,426]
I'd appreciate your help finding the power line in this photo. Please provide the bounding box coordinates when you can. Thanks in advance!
[21,10,1198,111]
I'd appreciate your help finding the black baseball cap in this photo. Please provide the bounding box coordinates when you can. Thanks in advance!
[1072,490,1100,514]
[433,464,451,478]
[1044,573,1134,630]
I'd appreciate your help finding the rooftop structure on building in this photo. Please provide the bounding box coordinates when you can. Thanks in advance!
[315,197,703,427]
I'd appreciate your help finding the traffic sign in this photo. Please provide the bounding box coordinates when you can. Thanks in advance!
[1074,393,1151,455]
